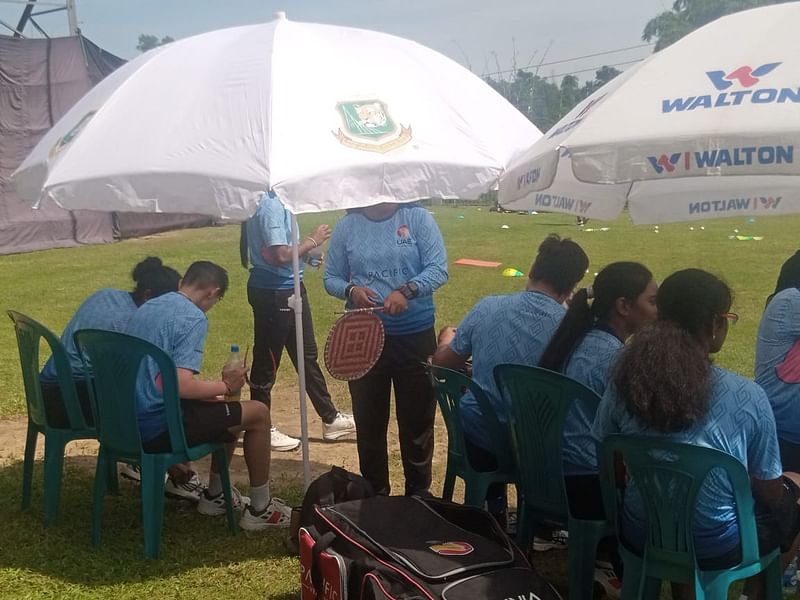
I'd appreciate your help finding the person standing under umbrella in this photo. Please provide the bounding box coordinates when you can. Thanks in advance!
[324,202,448,496]
[242,192,356,452]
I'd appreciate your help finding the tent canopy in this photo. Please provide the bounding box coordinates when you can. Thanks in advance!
[0,34,212,255]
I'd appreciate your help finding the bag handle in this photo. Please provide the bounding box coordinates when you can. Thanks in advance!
[311,531,337,597]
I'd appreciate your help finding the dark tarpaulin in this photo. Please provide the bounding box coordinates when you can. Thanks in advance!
[0,34,213,256]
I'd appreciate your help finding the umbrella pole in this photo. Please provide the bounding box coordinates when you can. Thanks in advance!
[290,214,311,490]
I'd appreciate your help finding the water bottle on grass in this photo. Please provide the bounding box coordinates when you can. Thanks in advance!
[222,344,243,401]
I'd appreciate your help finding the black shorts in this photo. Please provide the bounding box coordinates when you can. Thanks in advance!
[779,438,800,473]
[143,399,243,453]
[564,474,606,521]
[40,379,94,428]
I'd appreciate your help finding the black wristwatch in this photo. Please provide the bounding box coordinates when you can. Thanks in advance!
[397,281,419,300]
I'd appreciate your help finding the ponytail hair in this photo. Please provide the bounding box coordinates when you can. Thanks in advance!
[131,257,180,299]
[614,268,731,433]
[539,261,653,371]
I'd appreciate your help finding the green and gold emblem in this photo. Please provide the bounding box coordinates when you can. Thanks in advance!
[333,100,411,153]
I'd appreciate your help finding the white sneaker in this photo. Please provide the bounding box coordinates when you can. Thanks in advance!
[119,463,141,482]
[323,412,356,441]
[532,529,569,552]
[271,427,300,452]
[165,473,206,502]
[197,486,250,516]
[594,560,622,599]
[239,497,292,531]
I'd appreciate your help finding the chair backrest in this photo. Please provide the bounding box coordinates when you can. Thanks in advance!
[493,363,601,522]
[73,329,186,459]
[7,310,89,430]
[598,434,760,571]
[428,364,514,473]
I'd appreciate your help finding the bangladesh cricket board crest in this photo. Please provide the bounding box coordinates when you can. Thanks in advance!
[333,100,412,154]
[49,111,97,158]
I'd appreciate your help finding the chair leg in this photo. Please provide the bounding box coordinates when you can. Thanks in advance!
[21,423,38,511]
[42,433,67,527]
[141,456,166,559]
[463,476,490,508]
[92,448,109,546]
[441,463,456,502]
[515,505,536,558]
[567,520,601,600]
[762,555,782,600]
[105,459,119,495]
[215,449,237,534]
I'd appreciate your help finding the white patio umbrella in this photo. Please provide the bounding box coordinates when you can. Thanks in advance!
[13,13,541,486]
[499,2,800,224]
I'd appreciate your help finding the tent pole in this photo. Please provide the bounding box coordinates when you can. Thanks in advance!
[290,213,311,490]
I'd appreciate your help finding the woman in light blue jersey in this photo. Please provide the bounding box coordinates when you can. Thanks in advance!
[40,256,180,427]
[594,269,800,598]
[538,262,657,594]
[324,202,448,496]
[755,251,800,471]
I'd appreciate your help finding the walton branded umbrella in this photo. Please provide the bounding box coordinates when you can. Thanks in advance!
[14,13,541,486]
[498,2,800,224]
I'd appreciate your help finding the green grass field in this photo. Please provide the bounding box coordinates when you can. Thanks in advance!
[1,206,798,598]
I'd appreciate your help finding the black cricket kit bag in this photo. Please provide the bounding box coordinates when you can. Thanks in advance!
[299,495,561,600]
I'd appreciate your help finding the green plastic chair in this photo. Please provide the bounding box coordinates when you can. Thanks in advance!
[598,434,782,600]
[427,364,517,507]
[7,310,112,526]
[494,363,612,600]
[74,329,236,559]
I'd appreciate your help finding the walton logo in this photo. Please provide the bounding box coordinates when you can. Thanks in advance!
[662,62,799,113]
[706,63,781,90]
[647,153,681,174]
[647,145,794,175]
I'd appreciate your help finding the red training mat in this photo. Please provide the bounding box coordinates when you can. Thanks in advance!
[324,311,385,381]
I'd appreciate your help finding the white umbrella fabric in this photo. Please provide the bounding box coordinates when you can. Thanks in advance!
[13,14,541,487]
[14,13,539,218]
[499,2,800,224]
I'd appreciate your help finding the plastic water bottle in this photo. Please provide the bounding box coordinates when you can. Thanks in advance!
[304,245,324,269]
[782,556,797,592]
[222,344,243,401]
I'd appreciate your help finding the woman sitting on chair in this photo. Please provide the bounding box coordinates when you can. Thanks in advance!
[538,262,657,594]
[593,269,800,600]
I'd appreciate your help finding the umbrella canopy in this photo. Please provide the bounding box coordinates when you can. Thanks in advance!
[14,13,540,219]
[499,2,800,224]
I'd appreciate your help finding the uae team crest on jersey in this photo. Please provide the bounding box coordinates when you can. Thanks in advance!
[333,100,412,153]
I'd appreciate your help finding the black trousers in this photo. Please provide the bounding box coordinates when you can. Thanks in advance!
[348,327,436,496]
[40,379,93,428]
[247,283,338,424]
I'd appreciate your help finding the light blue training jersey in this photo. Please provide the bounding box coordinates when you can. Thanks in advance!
[125,292,208,442]
[324,204,448,336]
[562,327,623,476]
[246,192,299,290]
[755,288,800,443]
[451,290,565,454]
[40,288,137,382]
[592,365,783,559]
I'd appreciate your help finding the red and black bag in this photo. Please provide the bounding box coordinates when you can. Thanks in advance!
[300,495,561,600]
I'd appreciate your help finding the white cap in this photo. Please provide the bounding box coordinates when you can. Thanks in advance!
[275,11,287,20]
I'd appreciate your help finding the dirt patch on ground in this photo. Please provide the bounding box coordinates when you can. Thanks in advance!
[0,388,451,496]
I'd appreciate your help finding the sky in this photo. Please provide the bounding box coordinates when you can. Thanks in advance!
[0,0,672,82]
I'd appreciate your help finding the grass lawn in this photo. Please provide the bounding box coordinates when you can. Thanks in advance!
[1,206,798,598]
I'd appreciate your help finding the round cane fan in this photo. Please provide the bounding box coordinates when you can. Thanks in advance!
[324,310,385,381]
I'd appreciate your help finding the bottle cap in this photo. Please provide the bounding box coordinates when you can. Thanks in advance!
[230,344,240,353]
